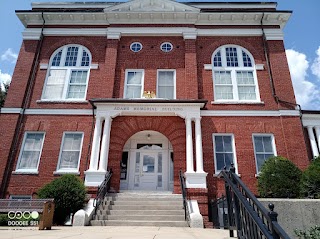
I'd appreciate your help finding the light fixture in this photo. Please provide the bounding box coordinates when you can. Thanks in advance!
[147,134,151,140]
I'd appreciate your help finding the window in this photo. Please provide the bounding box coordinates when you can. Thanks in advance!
[212,45,260,102]
[56,132,83,173]
[15,132,45,173]
[130,42,143,52]
[157,70,176,99]
[9,195,32,200]
[160,42,173,52]
[124,70,144,98]
[213,134,237,173]
[253,134,277,173]
[42,45,91,101]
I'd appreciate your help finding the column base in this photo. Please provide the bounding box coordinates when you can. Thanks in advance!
[184,172,208,188]
[84,170,107,187]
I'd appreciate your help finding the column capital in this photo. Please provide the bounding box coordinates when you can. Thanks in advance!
[107,32,121,40]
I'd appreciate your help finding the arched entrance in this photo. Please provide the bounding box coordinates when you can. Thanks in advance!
[120,130,174,191]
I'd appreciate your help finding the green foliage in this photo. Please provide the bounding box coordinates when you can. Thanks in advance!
[0,82,9,108]
[300,157,320,199]
[0,214,8,226]
[38,174,86,225]
[258,156,302,198]
[295,226,320,239]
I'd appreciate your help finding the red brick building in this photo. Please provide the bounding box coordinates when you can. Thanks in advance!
[0,0,314,225]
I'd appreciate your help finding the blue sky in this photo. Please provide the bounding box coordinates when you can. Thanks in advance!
[0,0,319,110]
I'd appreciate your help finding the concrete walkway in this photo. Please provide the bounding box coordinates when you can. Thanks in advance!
[0,226,233,239]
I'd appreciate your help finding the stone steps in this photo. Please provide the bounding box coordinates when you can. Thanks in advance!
[90,192,188,227]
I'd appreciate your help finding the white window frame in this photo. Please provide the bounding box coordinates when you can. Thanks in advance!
[212,45,261,103]
[124,69,144,99]
[252,133,277,174]
[130,42,143,52]
[160,42,173,52]
[14,132,45,174]
[41,44,91,101]
[55,132,84,174]
[157,69,176,99]
[212,133,238,174]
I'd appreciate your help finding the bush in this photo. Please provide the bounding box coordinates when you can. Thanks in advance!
[258,156,302,198]
[38,174,86,225]
[0,214,8,226]
[295,226,320,239]
[300,157,320,199]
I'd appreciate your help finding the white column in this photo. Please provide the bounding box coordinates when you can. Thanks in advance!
[185,117,195,173]
[307,126,319,158]
[315,126,320,157]
[89,116,103,171]
[98,116,112,172]
[195,117,204,173]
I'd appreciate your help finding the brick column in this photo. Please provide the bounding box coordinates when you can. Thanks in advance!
[184,34,198,99]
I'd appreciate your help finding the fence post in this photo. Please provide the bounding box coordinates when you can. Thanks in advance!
[268,203,280,239]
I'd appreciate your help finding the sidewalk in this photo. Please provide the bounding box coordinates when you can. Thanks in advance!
[0,226,233,239]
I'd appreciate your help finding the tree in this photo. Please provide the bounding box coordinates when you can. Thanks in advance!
[258,156,302,198]
[38,175,86,225]
[300,156,320,199]
[0,82,9,108]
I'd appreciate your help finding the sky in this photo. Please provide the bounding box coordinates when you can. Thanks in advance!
[0,0,319,110]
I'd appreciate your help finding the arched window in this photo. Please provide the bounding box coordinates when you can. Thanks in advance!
[212,45,260,102]
[42,45,91,100]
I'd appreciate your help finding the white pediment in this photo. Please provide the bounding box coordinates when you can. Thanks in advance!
[104,0,200,13]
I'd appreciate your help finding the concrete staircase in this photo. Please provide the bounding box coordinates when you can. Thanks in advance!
[90,192,189,227]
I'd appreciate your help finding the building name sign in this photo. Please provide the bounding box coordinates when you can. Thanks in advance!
[113,106,184,112]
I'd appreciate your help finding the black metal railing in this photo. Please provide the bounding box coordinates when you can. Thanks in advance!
[210,195,235,230]
[179,170,189,221]
[93,169,112,214]
[218,165,291,239]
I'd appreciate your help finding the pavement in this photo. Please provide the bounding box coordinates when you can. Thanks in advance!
[0,226,233,239]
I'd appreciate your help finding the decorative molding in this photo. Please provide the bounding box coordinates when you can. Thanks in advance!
[107,32,121,40]
[255,64,264,70]
[201,110,300,117]
[211,101,265,105]
[302,114,320,127]
[40,63,48,70]
[204,64,212,70]
[90,64,99,70]
[183,32,197,40]
[0,108,22,114]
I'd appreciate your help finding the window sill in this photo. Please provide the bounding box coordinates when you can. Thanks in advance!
[53,170,80,175]
[37,100,88,104]
[12,170,39,175]
[213,173,241,178]
[211,101,264,105]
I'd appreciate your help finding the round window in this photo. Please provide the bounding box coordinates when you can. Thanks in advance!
[160,42,173,52]
[130,42,143,52]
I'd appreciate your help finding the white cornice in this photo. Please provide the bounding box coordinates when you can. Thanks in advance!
[302,113,320,127]
[0,108,22,114]
[200,110,300,117]
[22,27,284,41]
[16,11,290,29]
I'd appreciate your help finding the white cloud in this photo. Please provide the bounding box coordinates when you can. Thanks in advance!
[0,70,11,90]
[311,46,320,79]
[286,49,320,110]
[1,48,18,64]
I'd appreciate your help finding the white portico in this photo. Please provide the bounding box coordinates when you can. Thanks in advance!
[84,99,208,189]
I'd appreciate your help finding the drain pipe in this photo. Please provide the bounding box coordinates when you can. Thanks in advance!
[85,103,96,175]
[260,12,309,156]
[0,12,46,198]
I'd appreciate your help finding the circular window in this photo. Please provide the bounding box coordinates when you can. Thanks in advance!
[160,42,173,52]
[130,42,143,52]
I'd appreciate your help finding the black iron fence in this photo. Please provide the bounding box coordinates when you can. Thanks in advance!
[213,165,291,239]
[93,169,112,214]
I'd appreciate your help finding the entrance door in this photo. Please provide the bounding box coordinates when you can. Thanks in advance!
[131,151,166,190]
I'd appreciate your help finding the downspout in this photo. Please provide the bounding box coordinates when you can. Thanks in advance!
[260,12,309,158]
[85,103,96,175]
[0,12,46,198]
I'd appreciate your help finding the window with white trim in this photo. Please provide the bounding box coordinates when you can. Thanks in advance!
[42,45,91,100]
[253,134,276,173]
[213,134,237,173]
[212,45,260,102]
[56,132,83,172]
[157,70,176,99]
[130,42,143,52]
[160,42,173,52]
[16,132,45,173]
[124,70,144,98]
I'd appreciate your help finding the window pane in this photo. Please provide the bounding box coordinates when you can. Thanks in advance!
[215,86,233,100]
[225,153,234,169]
[216,153,225,170]
[263,137,273,152]
[62,134,82,150]
[236,71,254,84]
[127,72,142,84]
[59,151,80,169]
[254,136,264,152]
[256,154,266,172]
[158,71,174,85]
[158,86,174,99]
[223,136,233,152]
[213,51,222,67]
[59,133,82,170]
[238,86,256,100]
[52,50,62,66]
[215,136,224,151]
[65,46,79,66]
[215,71,232,84]
[19,151,40,169]
[126,86,142,98]
[226,47,238,67]
[70,71,87,84]
[81,50,90,66]
[135,153,140,173]
[242,51,252,67]
[43,70,66,99]
[143,155,155,173]
[158,153,162,173]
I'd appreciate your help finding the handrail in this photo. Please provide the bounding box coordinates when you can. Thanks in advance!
[218,165,291,239]
[179,170,189,221]
[93,169,112,214]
